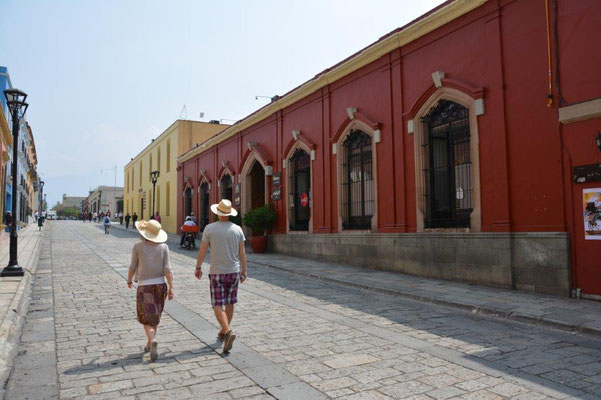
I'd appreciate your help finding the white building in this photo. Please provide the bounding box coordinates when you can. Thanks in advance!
[86,186,123,216]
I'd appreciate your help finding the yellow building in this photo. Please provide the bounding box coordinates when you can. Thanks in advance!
[124,120,229,233]
[25,123,38,219]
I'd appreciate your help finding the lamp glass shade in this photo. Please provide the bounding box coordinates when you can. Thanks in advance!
[3,88,27,106]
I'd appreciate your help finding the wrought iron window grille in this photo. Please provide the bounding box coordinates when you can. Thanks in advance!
[420,99,473,229]
[341,130,374,230]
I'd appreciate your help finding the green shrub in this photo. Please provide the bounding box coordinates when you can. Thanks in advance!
[243,204,276,236]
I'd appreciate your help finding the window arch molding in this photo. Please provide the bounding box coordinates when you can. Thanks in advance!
[284,140,314,233]
[411,87,482,232]
[239,150,270,218]
[333,119,379,232]
[218,167,235,202]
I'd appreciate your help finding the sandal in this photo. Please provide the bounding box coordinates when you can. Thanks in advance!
[150,340,158,361]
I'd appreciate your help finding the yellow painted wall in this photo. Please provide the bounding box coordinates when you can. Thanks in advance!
[123,120,227,233]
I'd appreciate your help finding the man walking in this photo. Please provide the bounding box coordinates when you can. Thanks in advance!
[125,213,131,229]
[132,212,138,227]
[195,199,247,353]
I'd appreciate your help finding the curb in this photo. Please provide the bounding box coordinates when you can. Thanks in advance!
[0,226,44,388]
[251,261,601,339]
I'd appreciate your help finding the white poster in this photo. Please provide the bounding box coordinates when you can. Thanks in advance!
[583,188,601,240]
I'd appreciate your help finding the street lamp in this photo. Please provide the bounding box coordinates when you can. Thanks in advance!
[150,170,159,218]
[2,88,29,277]
[38,180,44,221]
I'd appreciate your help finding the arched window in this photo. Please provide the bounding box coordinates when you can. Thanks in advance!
[342,130,373,230]
[220,174,233,201]
[288,148,311,231]
[184,186,193,217]
[199,182,210,229]
[421,99,472,228]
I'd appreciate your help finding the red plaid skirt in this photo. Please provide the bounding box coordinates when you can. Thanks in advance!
[136,283,167,326]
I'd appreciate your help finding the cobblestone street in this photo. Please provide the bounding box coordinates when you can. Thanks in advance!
[5,221,601,399]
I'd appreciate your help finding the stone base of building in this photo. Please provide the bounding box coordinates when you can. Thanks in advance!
[268,232,571,297]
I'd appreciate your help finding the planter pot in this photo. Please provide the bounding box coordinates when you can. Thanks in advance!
[250,235,268,253]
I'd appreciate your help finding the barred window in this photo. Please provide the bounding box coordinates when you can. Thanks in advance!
[184,187,193,217]
[421,99,472,228]
[220,174,233,201]
[288,149,311,231]
[342,130,374,230]
[200,182,210,229]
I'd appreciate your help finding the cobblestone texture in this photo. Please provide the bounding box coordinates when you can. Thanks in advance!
[5,221,601,399]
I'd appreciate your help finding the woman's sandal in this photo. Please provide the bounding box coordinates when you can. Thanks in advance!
[150,340,158,361]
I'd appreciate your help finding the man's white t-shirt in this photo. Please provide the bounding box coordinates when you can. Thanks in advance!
[202,221,245,274]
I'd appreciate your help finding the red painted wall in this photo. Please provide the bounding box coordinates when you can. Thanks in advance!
[178,0,601,292]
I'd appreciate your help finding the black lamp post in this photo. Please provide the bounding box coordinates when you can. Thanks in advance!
[150,170,159,218]
[2,88,29,277]
[38,180,44,220]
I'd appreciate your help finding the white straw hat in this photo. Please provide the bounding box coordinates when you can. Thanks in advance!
[210,199,238,217]
[135,219,168,243]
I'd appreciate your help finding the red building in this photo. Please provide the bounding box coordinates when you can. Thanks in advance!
[178,0,601,298]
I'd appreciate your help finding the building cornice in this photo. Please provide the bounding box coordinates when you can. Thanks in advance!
[124,120,230,170]
[178,0,488,164]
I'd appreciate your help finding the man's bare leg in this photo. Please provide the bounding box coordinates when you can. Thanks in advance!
[213,306,230,334]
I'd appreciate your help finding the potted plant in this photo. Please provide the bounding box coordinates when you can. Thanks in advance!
[243,203,276,253]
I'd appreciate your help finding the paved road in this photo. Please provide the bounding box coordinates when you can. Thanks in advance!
[4,221,601,399]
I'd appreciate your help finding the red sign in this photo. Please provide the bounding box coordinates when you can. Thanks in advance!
[300,193,309,207]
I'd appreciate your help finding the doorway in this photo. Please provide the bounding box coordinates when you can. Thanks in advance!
[249,161,265,211]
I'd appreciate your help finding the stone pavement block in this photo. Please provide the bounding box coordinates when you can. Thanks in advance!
[314,376,358,392]
[242,364,299,388]
[88,379,133,394]
[267,381,329,400]
[189,375,255,395]
[323,354,380,369]
[4,384,58,400]
[379,380,433,398]
[339,391,394,400]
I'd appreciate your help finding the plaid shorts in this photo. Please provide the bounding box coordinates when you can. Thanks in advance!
[209,273,240,307]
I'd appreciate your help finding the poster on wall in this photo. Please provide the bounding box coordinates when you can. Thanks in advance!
[583,188,601,240]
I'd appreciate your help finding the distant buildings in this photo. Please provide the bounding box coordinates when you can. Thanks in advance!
[0,66,39,228]
[84,186,123,216]
[123,119,228,233]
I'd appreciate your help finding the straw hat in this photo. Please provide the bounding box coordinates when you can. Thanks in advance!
[135,219,168,243]
[210,199,238,217]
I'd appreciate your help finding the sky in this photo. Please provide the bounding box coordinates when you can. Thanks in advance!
[0,0,445,208]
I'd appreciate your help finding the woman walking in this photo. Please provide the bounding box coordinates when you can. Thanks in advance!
[127,219,174,361]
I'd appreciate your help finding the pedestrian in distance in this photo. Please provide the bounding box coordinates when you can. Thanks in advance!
[125,213,131,229]
[195,199,247,354]
[132,212,138,227]
[88,213,93,223]
[103,215,111,234]
[154,212,161,223]
[127,220,174,361]
[119,212,123,225]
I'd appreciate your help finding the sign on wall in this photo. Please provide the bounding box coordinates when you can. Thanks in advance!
[271,173,282,201]
[271,186,282,201]
[583,188,601,240]
[272,173,281,186]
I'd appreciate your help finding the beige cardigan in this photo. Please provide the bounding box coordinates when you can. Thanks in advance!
[129,241,172,282]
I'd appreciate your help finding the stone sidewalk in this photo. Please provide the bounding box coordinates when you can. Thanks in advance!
[107,221,601,338]
[0,224,44,394]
